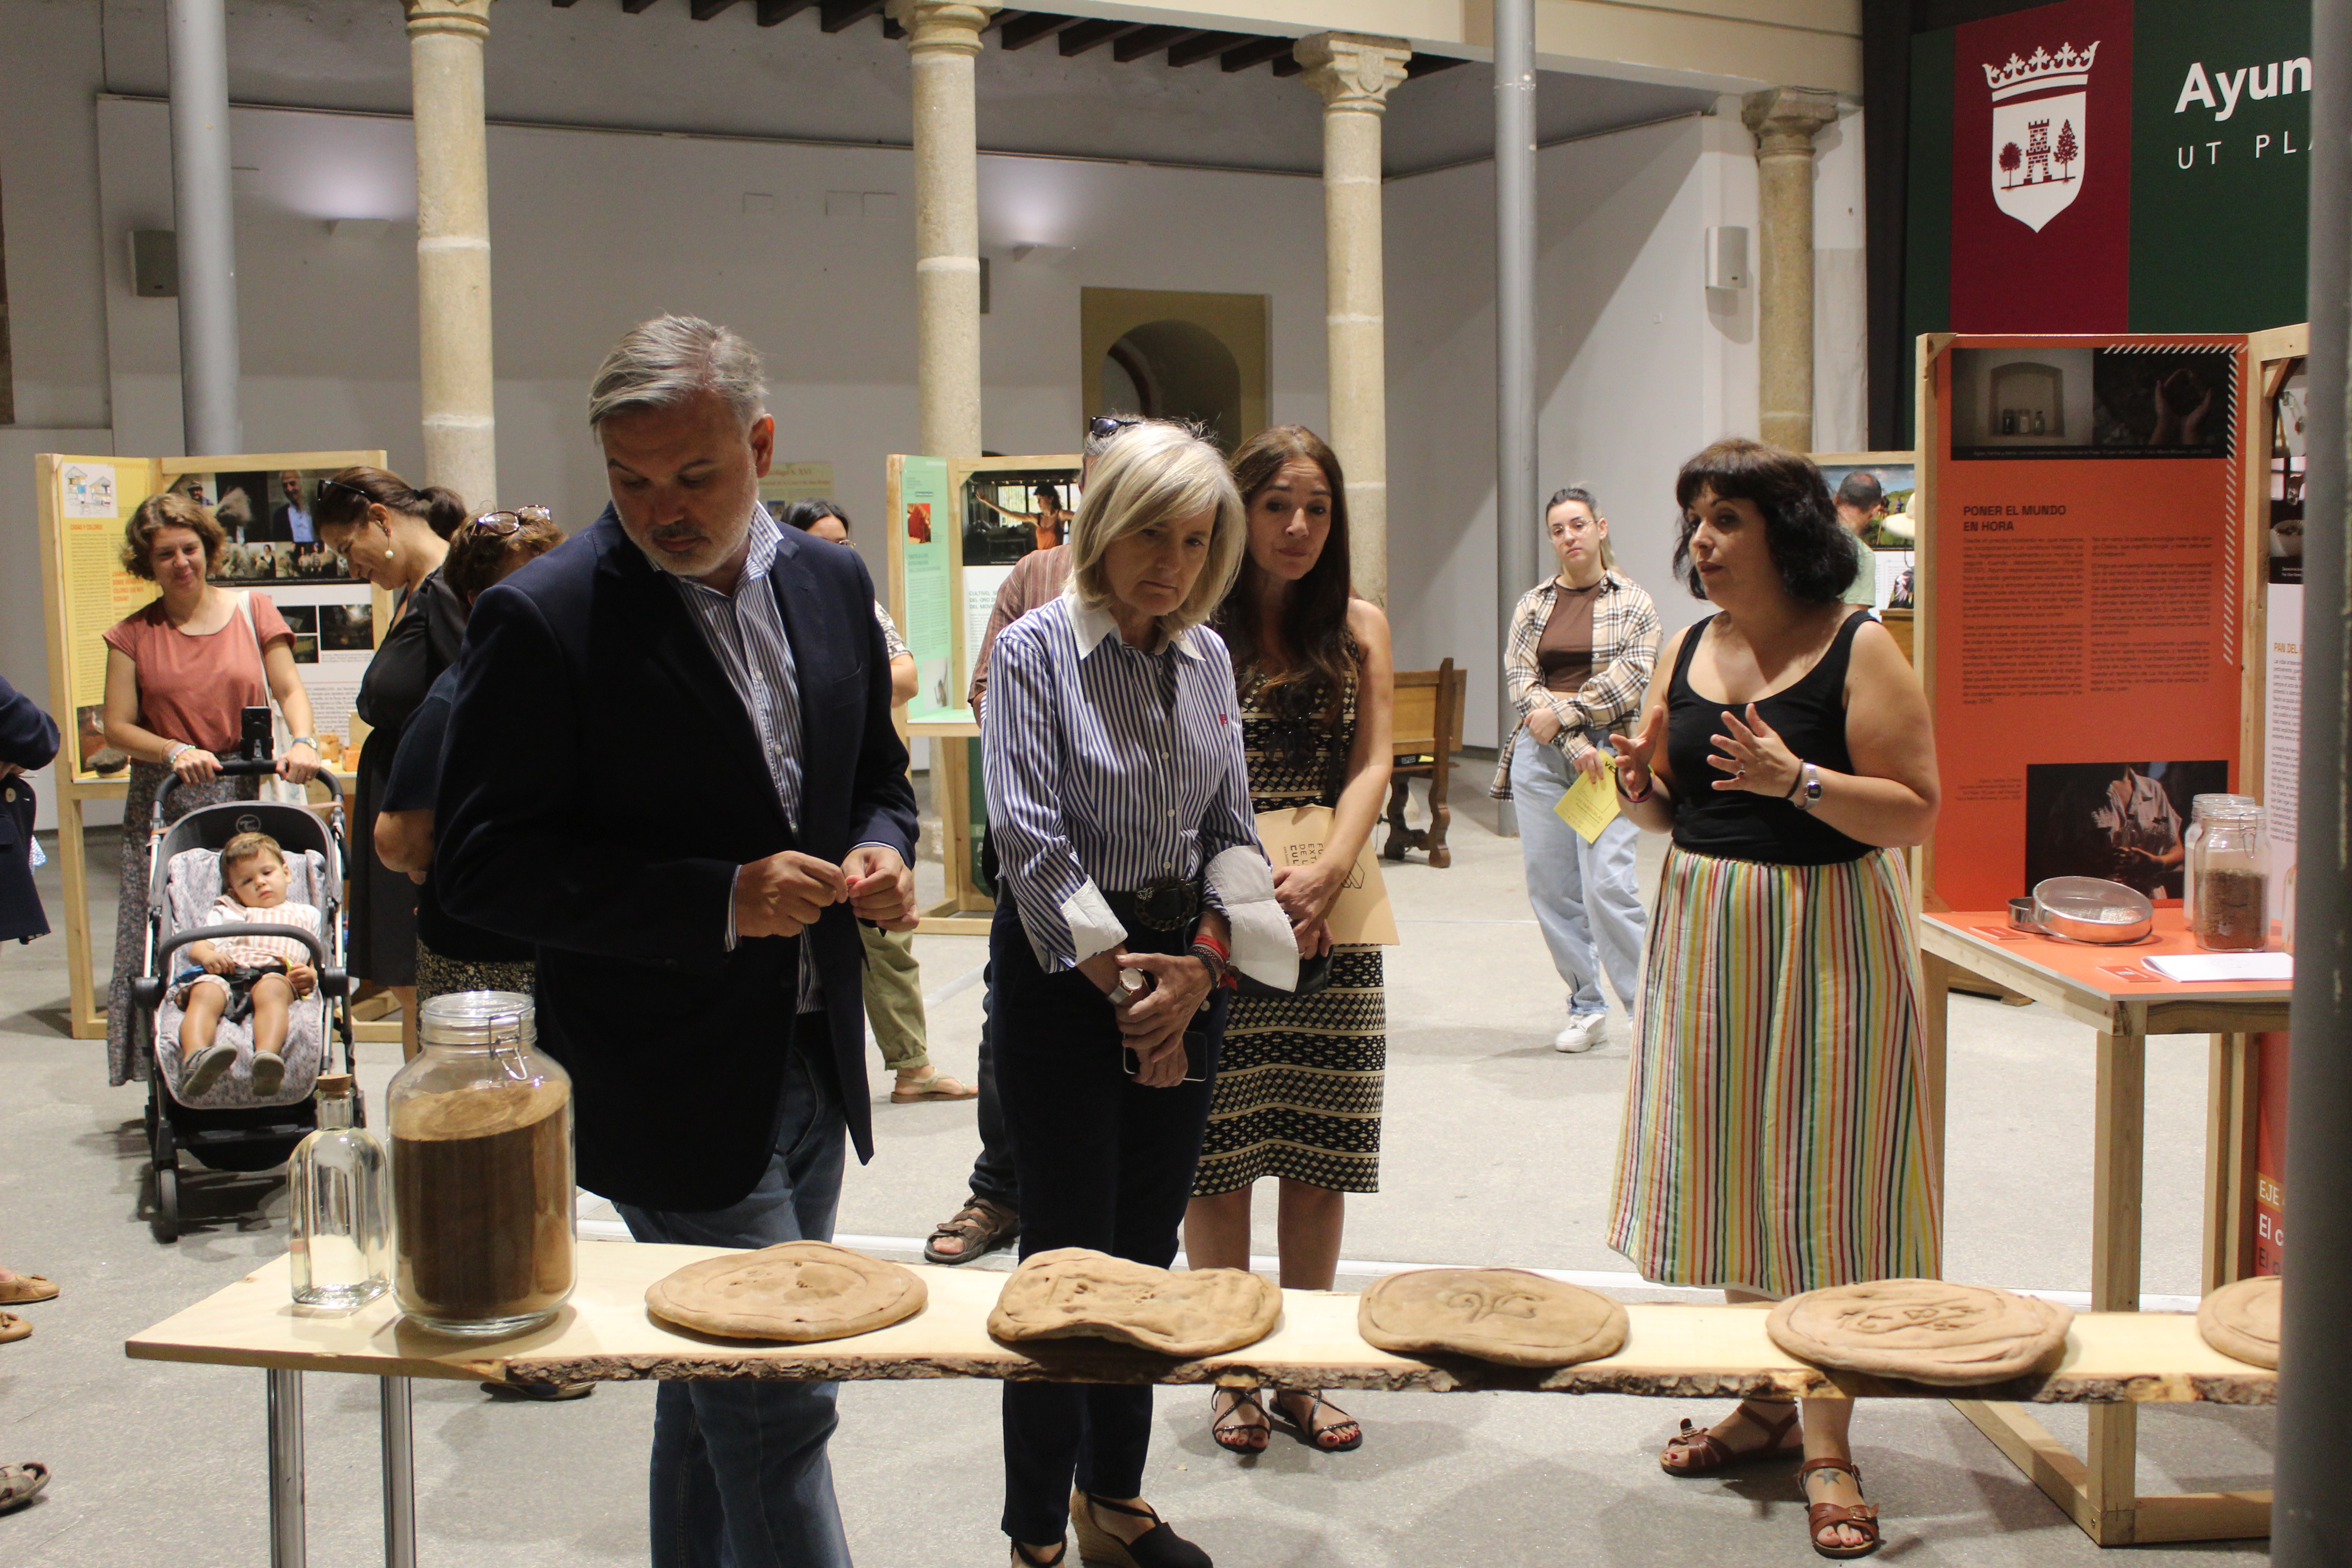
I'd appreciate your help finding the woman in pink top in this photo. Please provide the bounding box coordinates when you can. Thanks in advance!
[99,492,322,1087]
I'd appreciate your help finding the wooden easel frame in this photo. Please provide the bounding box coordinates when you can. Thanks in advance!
[883,453,1082,936]
[36,450,398,1044]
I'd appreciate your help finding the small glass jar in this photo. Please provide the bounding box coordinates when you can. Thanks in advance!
[2182,794,2258,926]
[387,992,575,1336]
[2190,802,2271,951]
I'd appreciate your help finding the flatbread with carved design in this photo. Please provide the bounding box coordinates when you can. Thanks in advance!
[1768,1279,2071,1385]
[647,1242,926,1343]
[987,1248,1279,1357]
[2196,1274,2279,1369]
[1357,1268,1628,1367]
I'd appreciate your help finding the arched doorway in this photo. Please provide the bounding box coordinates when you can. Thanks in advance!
[1099,319,1245,450]
[1082,288,1270,455]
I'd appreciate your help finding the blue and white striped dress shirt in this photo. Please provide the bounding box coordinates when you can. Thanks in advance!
[664,507,820,1008]
[982,593,1295,989]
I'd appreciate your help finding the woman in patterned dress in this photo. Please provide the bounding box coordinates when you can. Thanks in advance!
[1186,426,1393,1457]
[1609,440,1941,1560]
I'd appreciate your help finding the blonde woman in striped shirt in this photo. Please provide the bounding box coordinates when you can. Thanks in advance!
[984,421,1295,1568]
[1608,440,1940,1561]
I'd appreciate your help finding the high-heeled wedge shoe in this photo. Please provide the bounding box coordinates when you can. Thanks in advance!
[1068,1490,1211,1568]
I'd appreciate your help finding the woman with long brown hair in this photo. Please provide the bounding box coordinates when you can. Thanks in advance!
[1184,426,1393,1457]
[314,467,468,1058]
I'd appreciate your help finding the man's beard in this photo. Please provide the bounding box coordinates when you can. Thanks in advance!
[631,511,752,580]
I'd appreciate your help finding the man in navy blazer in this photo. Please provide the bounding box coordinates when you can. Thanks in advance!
[437,316,916,1568]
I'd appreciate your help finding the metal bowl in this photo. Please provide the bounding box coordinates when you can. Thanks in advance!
[2032,876,2155,944]
[2008,896,2040,932]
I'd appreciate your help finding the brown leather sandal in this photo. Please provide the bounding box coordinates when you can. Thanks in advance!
[1798,1458,1882,1560]
[1659,1401,1801,1475]
[923,1196,1019,1265]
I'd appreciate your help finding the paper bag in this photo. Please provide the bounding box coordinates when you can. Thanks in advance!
[1253,805,1401,946]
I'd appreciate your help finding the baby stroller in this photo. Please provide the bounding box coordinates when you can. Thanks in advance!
[126,746,356,1242]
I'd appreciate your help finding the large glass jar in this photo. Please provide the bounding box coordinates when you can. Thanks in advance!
[2190,802,2271,952]
[387,992,575,1336]
[2181,794,2257,927]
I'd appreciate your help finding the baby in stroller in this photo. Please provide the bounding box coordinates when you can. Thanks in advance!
[174,831,321,1098]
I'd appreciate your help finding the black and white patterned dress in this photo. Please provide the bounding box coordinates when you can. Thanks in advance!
[1191,662,1387,1196]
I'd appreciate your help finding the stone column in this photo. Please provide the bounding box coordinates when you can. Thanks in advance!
[404,0,497,509]
[891,1,998,459]
[1742,87,1839,454]
[1297,33,1410,604]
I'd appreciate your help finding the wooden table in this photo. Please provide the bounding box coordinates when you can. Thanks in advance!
[1920,911,2289,1547]
[130,1241,2274,1567]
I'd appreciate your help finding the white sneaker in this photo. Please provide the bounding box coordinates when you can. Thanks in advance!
[1553,1013,1608,1054]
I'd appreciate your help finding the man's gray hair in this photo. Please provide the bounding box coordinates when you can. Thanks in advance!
[588,314,768,431]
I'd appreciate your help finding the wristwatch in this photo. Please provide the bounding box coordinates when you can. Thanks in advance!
[1791,762,1824,813]
[288,735,318,750]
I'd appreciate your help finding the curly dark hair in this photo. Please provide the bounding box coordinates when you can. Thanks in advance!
[1671,439,1852,605]
[121,492,227,579]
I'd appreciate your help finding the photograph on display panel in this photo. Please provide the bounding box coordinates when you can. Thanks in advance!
[963,470,1079,564]
[167,469,357,583]
[2022,758,2229,903]
[1814,457,1915,612]
[2270,368,2308,586]
[1949,345,2238,460]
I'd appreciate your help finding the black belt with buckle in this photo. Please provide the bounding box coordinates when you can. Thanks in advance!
[1105,877,1201,934]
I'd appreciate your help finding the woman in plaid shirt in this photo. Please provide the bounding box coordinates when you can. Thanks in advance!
[1493,486,1661,1053]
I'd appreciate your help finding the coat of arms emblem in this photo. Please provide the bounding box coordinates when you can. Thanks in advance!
[1985,42,2098,232]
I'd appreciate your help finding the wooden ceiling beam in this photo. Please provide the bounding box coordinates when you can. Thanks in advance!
[1219,35,1292,73]
[1057,19,1139,56]
[1166,30,1245,67]
[620,0,663,14]
[998,12,1074,49]
[1404,54,1463,78]
[1112,24,1195,63]
[818,0,883,32]
[755,0,813,21]
[689,0,743,17]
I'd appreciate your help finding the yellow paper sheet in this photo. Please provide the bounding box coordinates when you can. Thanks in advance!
[1553,756,1622,844]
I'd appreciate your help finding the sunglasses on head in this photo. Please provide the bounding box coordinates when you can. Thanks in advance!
[1088,415,1142,442]
[460,506,554,538]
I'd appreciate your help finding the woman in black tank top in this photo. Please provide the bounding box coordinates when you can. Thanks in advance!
[1606,441,1942,1561]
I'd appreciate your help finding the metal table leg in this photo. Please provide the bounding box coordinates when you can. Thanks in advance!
[267,1367,306,1568]
[381,1375,416,1568]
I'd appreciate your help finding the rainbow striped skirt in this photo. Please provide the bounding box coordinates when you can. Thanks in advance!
[1608,845,1940,1297]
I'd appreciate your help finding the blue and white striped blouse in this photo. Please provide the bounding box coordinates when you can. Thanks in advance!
[982,593,1295,989]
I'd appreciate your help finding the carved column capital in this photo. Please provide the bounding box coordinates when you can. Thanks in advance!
[887,0,998,56]
[1741,86,1841,157]
[1296,33,1412,115]
[403,0,492,44]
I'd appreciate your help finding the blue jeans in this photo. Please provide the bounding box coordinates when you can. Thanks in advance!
[616,1016,852,1568]
[1513,731,1647,1016]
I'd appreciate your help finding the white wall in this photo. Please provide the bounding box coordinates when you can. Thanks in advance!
[94,97,1332,538]
[1383,103,1866,747]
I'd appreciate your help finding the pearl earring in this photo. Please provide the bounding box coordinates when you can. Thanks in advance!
[385,548,395,559]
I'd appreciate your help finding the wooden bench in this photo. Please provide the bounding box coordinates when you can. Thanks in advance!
[1384,659,1467,869]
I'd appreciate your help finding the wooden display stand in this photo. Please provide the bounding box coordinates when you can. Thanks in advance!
[126,1240,2278,1568]
[1911,333,2303,1544]
[34,450,399,1044]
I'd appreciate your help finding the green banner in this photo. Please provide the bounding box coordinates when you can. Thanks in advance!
[897,455,957,721]
[2128,0,2310,331]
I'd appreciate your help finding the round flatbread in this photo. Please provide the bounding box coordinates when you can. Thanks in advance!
[1357,1268,1627,1368]
[987,1248,1280,1358]
[2196,1274,2280,1369]
[1767,1279,2072,1386]
[646,1241,926,1343]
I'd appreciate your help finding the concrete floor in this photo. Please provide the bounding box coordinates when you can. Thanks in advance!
[0,778,2271,1565]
